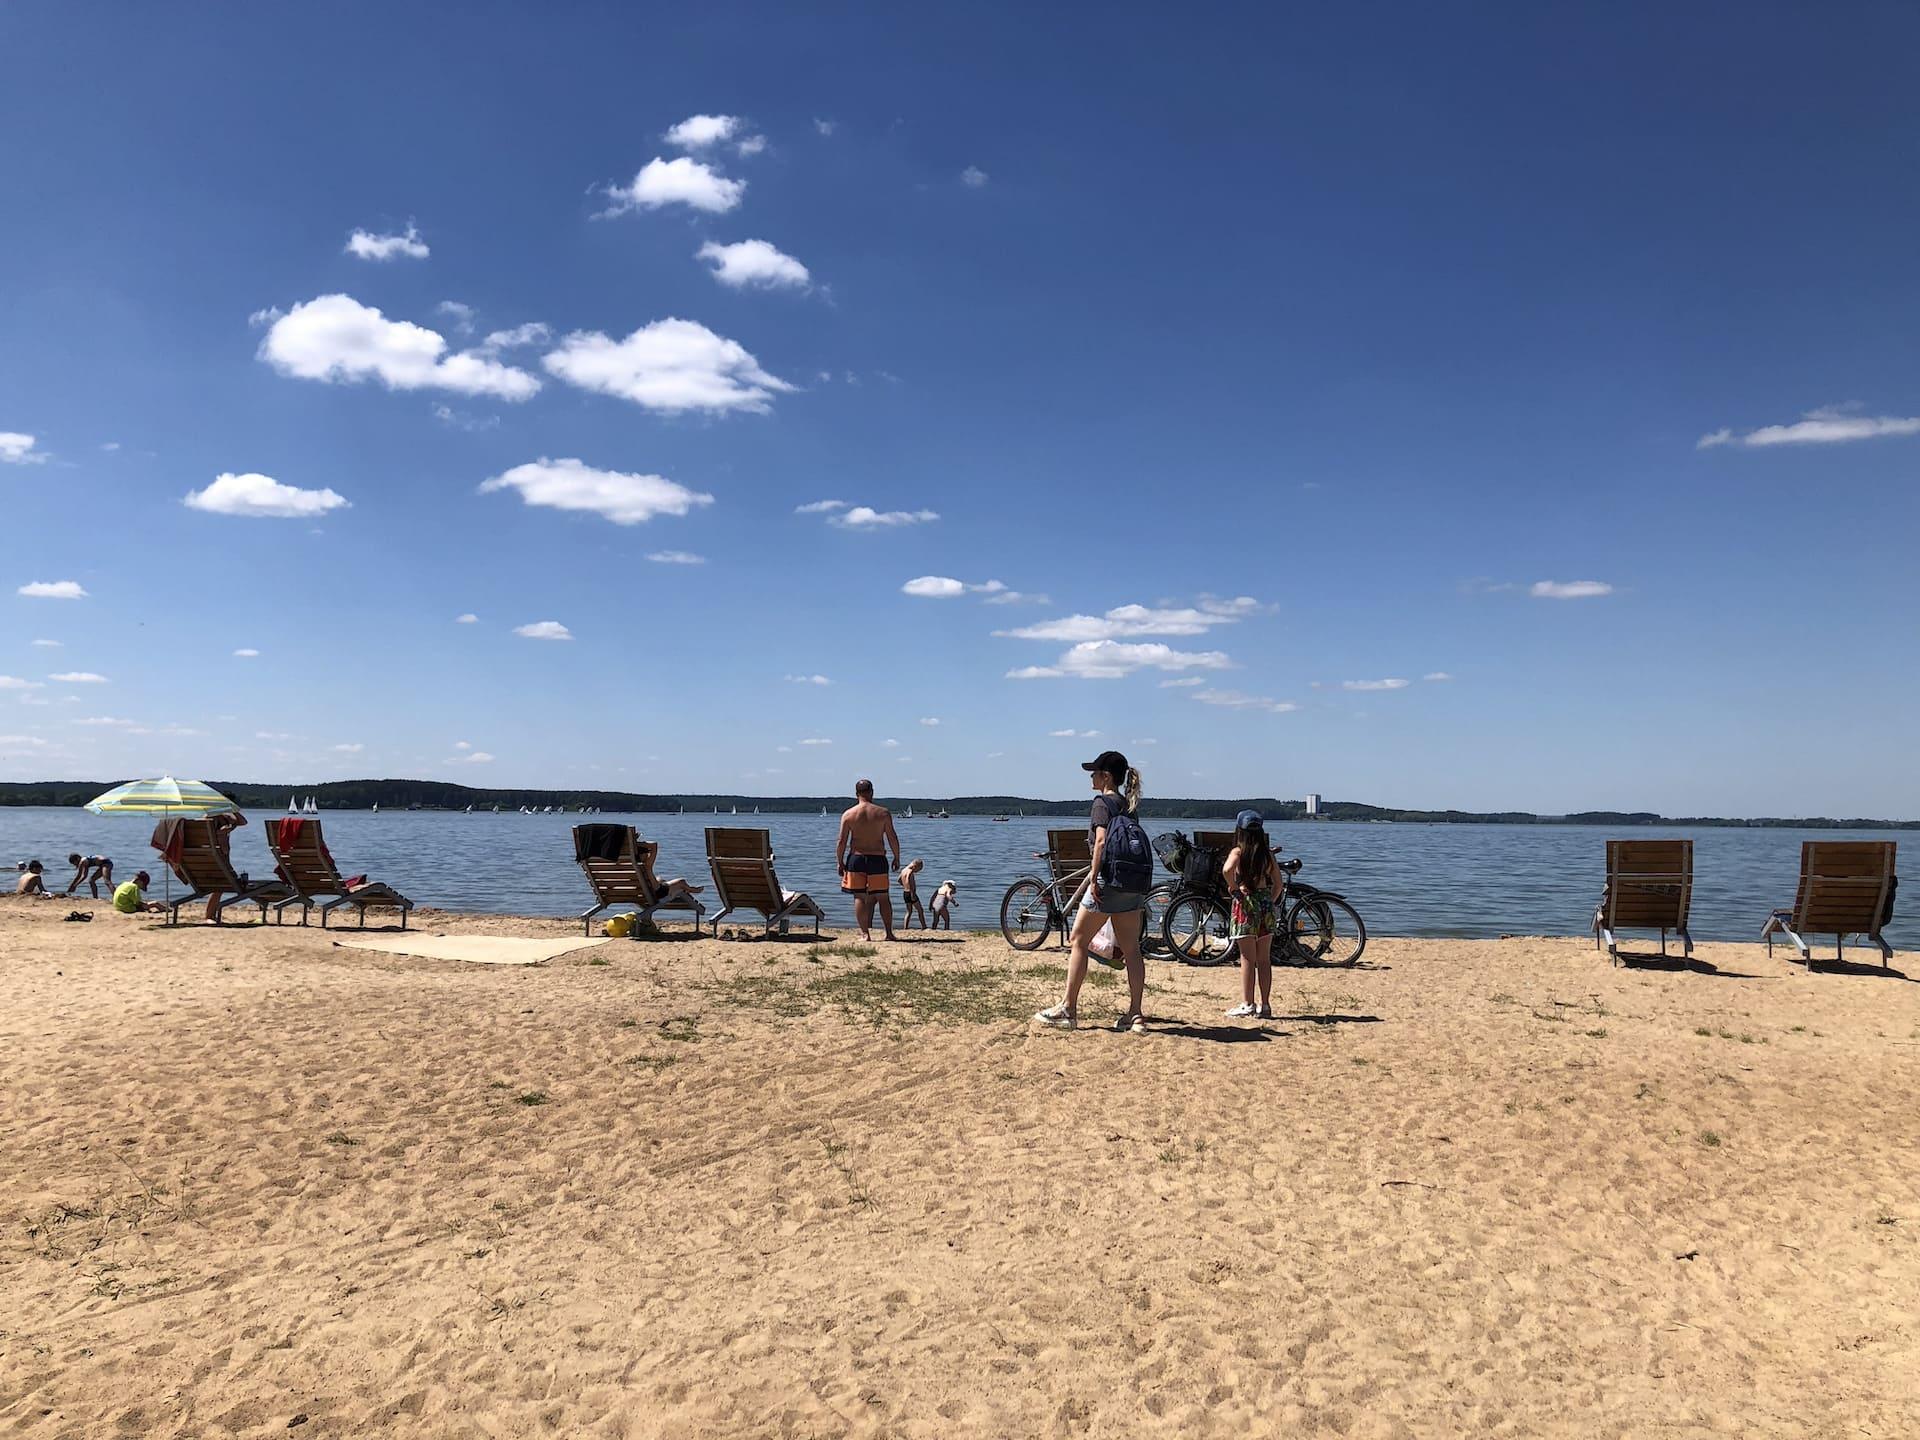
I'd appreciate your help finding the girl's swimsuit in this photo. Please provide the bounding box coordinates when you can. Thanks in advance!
[1229,888,1277,939]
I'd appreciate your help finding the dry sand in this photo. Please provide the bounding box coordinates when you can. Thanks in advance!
[3,896,1918,1438]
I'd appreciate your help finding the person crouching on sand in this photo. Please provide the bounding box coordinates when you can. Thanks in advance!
[929,880,957,930]
[835,779,902,941]
[114,871,165,914]
[16,860,50,897]
[1223,809,1281,1020]
[1034,749,1151,1033]
[65,852,114,897]
[899,858,927,928]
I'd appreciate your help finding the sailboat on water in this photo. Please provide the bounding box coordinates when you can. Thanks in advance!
[304,796,318,814]
[287,794,298,814]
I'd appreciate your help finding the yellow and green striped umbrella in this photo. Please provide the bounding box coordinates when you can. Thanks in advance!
[84,776,240,817]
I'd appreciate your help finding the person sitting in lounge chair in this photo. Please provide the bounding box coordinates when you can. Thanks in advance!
[638,837,702,906]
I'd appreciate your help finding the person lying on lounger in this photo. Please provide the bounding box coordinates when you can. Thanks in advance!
[639,839,703,903]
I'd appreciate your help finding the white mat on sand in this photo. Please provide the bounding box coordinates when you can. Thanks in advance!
[333,935,609,966]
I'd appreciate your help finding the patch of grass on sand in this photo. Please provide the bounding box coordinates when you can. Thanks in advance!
[487,1080,512,1090]
[658,1015,702,1043]
[707,961,1050,1027]
[803,943,878,962]
[586,956,611,967]
[1014,962,1115,988]
[626,1055,678,1072]
[1699,1130,1723,1148]
[325,1132,360,1147]
[1584,1028,1609,1039]
[516,1091,549,1107]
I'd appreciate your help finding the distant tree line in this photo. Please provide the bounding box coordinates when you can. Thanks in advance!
[2,779,1914,828]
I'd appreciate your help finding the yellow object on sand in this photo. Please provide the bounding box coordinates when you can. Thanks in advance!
[604,914,633,939]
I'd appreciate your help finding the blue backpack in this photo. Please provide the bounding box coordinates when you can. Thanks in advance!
[1099,800,1154,892]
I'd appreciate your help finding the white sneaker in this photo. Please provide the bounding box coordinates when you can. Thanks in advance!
[1034,1005,1076,1030]
[1122,1012,1147,1034]
[1226,1003,1258,1018]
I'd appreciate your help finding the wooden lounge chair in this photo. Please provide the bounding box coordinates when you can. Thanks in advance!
[704,827,825,937]
[154,818,293,927]
[1762,841,1897,970]
[265,818,413,929]
[573,824,705,936]
[1044,828,1091,884]
[1592,839,1694,964]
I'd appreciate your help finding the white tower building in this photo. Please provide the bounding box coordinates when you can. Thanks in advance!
[1304,793,1321,817]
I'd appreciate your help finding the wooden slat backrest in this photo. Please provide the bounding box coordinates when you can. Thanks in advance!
[167,820,243,891]
[707,827,774,860]
[1194,830,1236,853]
[1792,841,1896,933]
[575,826,647,906]
[706,829,781,914]
[1604,839,1693,928]
[1046,829,1090,881]
[267,819,348,898]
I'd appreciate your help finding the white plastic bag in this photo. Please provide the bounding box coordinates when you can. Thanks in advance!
[1090,919,1117,963]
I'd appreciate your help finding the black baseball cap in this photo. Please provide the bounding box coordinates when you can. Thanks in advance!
[1080,749,1129,779]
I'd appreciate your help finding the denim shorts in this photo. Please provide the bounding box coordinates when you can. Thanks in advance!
[1083,887,1147,916]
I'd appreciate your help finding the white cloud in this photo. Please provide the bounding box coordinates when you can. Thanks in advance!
[799,737,833,746]
[481,321,551,351]
[1423,671,1453,682]
[881,738,900,748]
[1530,580,1614,600]
[697,239,810,290]
[1342,678,1409,691]
[543,318,790,414]
[735,134,767,157]
[961,166,989,187]
[795,499,846,514]
[234,648,260,658]
[919,716,941,727]
[247,306,284,328]
[901,575,1008,599]
[346,225,429,261]
[1049,728,1099,738]
[1697,405,1920,449]
[1010,640,1234,681]
[1160,676,1205,688]
[606,156,745,214]
[514,620,573,641]
[0,676,44,690]
[455,613,479,624]
[776,745,792,753]
[30,639,61,648]
[982,589,1046,606]
[786,674,832,686]
[996,599,1260,644]
[50,672,106,683]
[1192,689,1298,714]
[480,457,714,526]
[436,300,475,332]
[1,432,46,464]
[824,505,938,529]
[814,118,838,136]
[0,733,48,746]
[452,750,495,764]
[331,742,364,753]
[75,714,137,725]
[664,114,743,149]
[184,471,350,519]
[429,403,499,432]
[454,740,471,749]
[18,581,87,600]
[256,730,293,740]
[646,550,707,565]
[260,295,540,400]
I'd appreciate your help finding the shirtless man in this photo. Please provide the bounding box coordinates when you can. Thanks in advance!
[835,779,902,941]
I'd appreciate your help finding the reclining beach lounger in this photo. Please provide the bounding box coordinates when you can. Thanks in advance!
[1044,828,1092,886]
[152,817,293,927]
[704,827,825,937]
[265,818,414,929]
[1762,840,1897,970]
[573,823,705,936]
[1592,839,1694,964]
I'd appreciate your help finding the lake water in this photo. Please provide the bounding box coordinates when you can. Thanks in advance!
[2,806,1909,948]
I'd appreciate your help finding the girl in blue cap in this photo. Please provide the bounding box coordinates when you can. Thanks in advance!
[1223,810,1281,1019]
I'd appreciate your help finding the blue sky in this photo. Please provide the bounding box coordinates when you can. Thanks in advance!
[3,3,1917,815]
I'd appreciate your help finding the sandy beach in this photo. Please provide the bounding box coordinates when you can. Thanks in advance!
[3,897,1917,1438]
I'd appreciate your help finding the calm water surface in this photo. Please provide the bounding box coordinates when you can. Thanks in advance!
[2,807,1909,948]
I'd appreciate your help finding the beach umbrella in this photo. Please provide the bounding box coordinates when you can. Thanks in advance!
[83,776,241,901]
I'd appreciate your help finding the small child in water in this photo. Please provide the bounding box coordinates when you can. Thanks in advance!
[899,859,926,928]
[929,880,958,930]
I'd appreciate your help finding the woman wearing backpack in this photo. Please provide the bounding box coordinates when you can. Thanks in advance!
[1035,749,1150,1033]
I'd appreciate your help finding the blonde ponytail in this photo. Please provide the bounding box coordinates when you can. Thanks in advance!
[1123,767,1143,814]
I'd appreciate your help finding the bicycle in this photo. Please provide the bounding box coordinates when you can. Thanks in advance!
[999,861,1172,957]
[1154,834,1367,967]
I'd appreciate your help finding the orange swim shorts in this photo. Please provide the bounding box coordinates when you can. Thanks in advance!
[840,853,891,894]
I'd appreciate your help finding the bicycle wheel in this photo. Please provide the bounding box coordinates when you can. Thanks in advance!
[1141,883,1176,960]
[1165,893,1234,964]
[1287,894,1367,967]
[1000,877,1056,951]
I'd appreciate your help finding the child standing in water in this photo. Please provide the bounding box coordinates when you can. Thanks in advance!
[899,858,927,928]
[1223,810,1281,1020]
[929,880,958,930]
